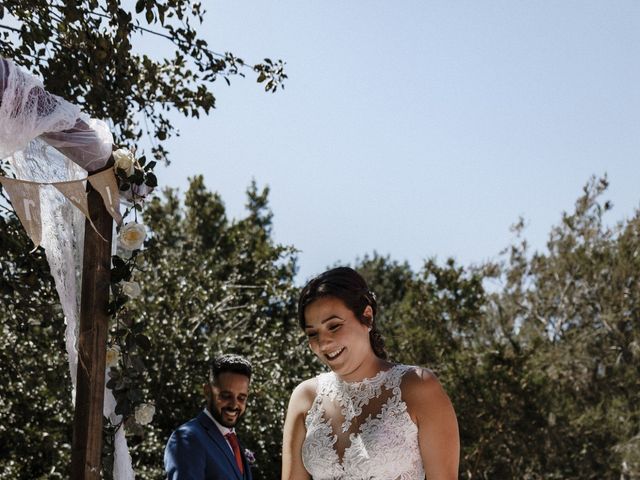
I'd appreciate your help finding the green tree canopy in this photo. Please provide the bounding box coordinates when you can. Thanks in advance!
[353,177,640,479]
[1,174,638,479]
[0,0,286,163]
[129,177,317,478]
[0,178,319,478]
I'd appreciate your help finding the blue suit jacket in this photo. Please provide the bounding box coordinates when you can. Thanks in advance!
[164,411,253,480]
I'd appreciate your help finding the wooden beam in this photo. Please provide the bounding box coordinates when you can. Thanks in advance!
[71,169,114,479]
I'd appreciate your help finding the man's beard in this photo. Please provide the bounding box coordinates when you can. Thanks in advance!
[208,400,242,428]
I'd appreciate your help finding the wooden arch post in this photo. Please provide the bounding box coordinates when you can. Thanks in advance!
[0,59,119,478]
[70,165,114,479]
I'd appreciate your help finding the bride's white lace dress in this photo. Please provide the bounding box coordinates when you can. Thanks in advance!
[302,364,425,480]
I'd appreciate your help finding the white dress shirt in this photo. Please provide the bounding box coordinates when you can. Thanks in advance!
[204,408,236,455]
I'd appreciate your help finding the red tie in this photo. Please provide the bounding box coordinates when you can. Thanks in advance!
[225,432,244,474]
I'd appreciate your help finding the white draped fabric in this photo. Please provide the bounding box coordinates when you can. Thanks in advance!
[0,58,134,479]
[0,58,113,171]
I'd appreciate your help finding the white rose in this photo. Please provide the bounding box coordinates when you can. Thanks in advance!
[121,280,141,298]
[113,148,136,176]
[118,222,146,251]
[135,403,155,426]
[105,346,120,368]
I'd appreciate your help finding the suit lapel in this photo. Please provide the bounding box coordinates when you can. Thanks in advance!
[238,438,254,480]
[197,412,242,480]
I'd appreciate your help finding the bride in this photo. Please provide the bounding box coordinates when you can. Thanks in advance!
[282,267,459,480]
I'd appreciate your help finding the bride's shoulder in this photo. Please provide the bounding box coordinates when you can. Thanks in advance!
[287,377,318,412]
[398,364,438,384]
[399,365,449,408]
[401,366,456,416]
[294,376,318,396]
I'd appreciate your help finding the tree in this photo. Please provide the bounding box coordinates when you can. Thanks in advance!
[353,177,639,479]
[120,177,319,479]
[0,0,286,163]
[0,4,288,476]
[0,177,319,478]
[488,176,640,478]
[0,213,73,479]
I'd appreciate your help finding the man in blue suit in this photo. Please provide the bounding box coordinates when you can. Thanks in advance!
[165,354,254,479]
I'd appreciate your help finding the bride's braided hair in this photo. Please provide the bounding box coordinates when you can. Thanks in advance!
[298,267,388,360]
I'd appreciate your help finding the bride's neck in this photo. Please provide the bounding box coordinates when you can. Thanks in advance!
[338,356,391,383]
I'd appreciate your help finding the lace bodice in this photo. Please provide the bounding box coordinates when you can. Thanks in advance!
[302,364,425,480]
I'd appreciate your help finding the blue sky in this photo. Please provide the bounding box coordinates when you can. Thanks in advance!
[145,1,640,283]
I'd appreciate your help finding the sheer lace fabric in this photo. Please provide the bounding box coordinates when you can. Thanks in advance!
[0,58,112,171]
[9,144,86,390]
[303,364,425,480]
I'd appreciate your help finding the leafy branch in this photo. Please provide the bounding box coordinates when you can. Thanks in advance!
[0,1,287,165]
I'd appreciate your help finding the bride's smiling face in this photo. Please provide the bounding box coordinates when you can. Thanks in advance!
[304,296,374,378]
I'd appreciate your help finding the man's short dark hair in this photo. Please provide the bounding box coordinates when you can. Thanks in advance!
[209,354,252,384]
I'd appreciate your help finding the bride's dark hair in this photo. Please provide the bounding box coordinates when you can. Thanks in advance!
[298,266,388,360]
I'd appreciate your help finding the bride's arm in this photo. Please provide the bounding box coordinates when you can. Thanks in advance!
[405,368,460,480]
[281,379,315,480]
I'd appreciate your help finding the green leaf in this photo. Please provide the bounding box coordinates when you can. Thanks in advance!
[135,334,152,351]
[127,388,143,402]
[131,355,146,372]
[158,6,166,25]
[114,398,131,417]
[145,172,158,187]
[125,333,136,350]
[110,263,131,283]
[132,322,146,334]
[112,256,126,269]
